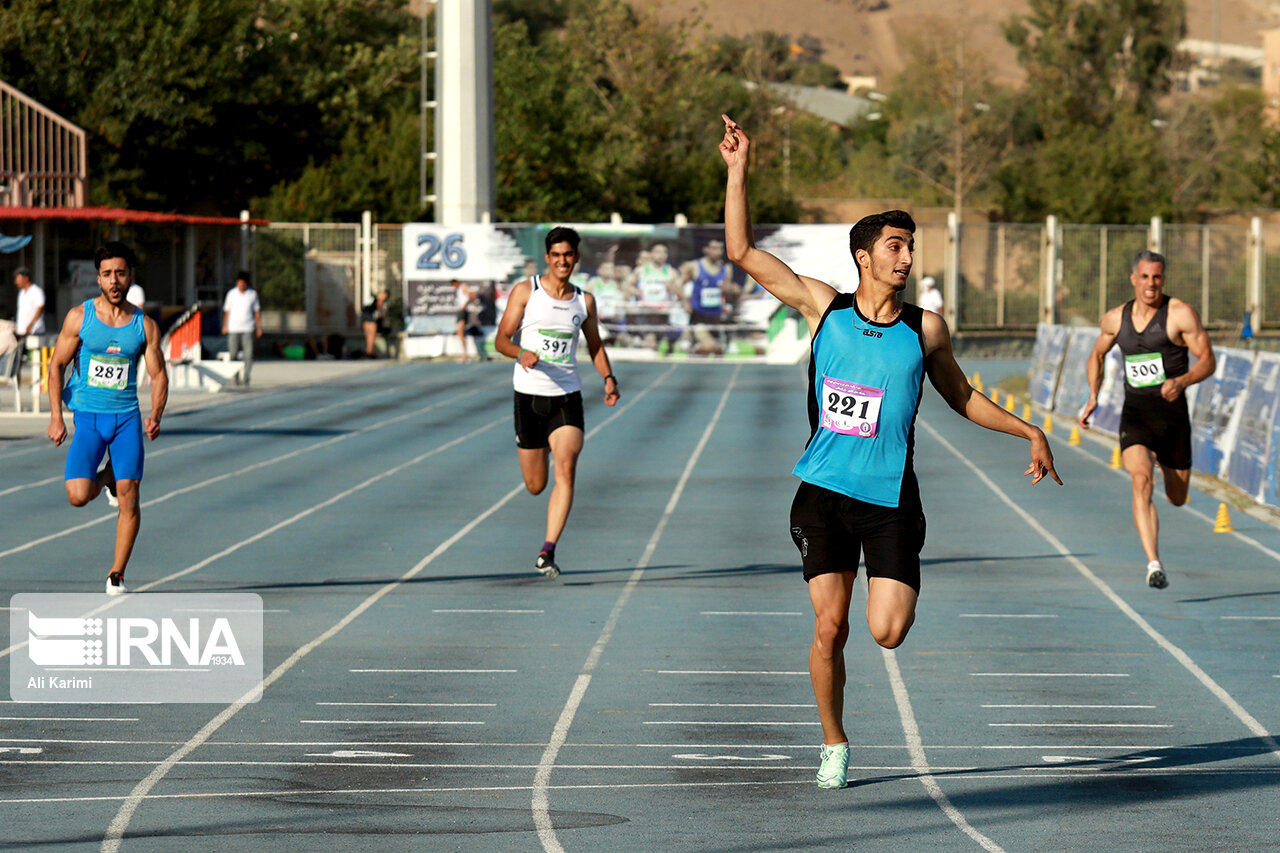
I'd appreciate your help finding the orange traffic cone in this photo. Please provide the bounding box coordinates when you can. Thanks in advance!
[1214,503,1234,533]
[1109,446,1122,468]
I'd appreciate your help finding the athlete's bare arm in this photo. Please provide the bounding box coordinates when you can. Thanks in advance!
[495,279,537,370]
[720,115,835,334]
[922,312,1062,485]
[581,292,619,406]
[1163,298,1215,402]
[45,304,85,446]
[142,315,168,440]
[1078,306,1123,428]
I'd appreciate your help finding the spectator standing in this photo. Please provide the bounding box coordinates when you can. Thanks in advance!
[917,276,943,315]
[222,271,261,386]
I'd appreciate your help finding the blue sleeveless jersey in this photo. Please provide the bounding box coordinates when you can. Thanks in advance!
[65,300,146,414]
[792,295,926,507]
[691,258,729,315]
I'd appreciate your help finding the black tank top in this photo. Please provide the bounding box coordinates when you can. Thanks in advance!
[1115,296,1188,399]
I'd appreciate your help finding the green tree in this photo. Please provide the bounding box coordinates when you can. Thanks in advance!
[493,0,811,223]
[0,0,270,210]
[996,0,1187,221]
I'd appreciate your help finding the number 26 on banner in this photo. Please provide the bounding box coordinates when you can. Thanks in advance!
[417,233,467,270]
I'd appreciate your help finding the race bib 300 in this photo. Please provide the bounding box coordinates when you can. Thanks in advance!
[1124,352,1166,388]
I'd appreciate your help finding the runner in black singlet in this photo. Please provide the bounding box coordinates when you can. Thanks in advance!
[1080,251,1216,589]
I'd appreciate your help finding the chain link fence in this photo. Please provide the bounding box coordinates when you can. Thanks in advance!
[253,223,360,335]
[256,216,1277,345]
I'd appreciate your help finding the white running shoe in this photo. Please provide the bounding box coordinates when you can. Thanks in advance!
[1146,560,1168,589]
[816,743,850,789]
[105,573,129,596]
[99,462,119,507]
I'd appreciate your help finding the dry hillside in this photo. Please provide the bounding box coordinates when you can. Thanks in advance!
[633,0,1280,88]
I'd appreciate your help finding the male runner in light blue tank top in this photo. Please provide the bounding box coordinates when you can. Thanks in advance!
[46,241,168,595]
[720,115,1062,789]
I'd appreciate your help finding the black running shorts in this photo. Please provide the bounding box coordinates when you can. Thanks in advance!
[513,390,585,449]
[1119,396,1192,470]
[789,481,925,591]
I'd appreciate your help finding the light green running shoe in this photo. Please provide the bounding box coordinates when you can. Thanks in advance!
[816,743,849,789]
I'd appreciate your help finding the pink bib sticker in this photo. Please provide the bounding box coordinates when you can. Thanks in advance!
[820,377,884,437]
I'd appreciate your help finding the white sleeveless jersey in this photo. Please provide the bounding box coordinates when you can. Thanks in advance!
[513,276,589,396]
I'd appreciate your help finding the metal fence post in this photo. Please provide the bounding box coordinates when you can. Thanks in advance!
[1043,215,1058,324]
[944,210,959,330]
[1249,216,1264,327]
[1148,215,1163,254]
[361,211,374,306]
[1201,225,1212,321]
[239,210,250,271]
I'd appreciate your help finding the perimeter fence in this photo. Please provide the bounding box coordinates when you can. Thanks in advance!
[246,215,1280,358]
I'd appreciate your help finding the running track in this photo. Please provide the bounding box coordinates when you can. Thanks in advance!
[1,360,1278,852]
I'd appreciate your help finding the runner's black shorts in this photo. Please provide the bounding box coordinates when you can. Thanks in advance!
[513,390,585,449]
[789,481,925,591]
[1119,396,1192,470]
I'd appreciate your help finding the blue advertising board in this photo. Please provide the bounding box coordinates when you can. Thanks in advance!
[1029,324,1070,409]
[1053,327,1101,418]
[1189,348,1254,478]
[1227,353,1280,501]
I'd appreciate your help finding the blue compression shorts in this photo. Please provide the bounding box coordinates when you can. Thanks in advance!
[64,410,145,482]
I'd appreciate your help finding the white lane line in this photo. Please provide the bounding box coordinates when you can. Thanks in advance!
[656,670,808,675]
[988,723,1172,729]
[1221,616,1280,620]
[175,608,288,613]
[350,669,517,674]
[99,365,679,853]
[959,614,1058,619]
[431,609,543,614]
[299,720,485,726]
[922,418,1280,763]
[0,717,138,722]
[642,721,819,726]
[532,364,739,853]
[20,768,1280,807]
[970,672,1129,678]
[649,703,814,708]
[0,382,498,564]
[699,611,803,616]
[0,380,409,498]
[882,647,1005,852]
[982,704,1155,709]
[316,702,496,708]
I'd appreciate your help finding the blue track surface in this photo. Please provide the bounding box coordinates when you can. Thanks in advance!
[1,360,1278,851]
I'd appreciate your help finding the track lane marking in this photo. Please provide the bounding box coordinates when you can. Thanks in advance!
[920,417,1280,764]
[97,365,678,852]
[532,365,739,853]
[0,381,503,563]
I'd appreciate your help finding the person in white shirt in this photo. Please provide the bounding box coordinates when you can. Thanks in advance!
[917,275,944,315]
[14,266,46,338]
[221,271,261,386]
[126,282,146,309]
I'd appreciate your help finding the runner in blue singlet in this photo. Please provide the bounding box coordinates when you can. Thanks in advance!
[720,114,1061,790]
[46,241,168,595]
